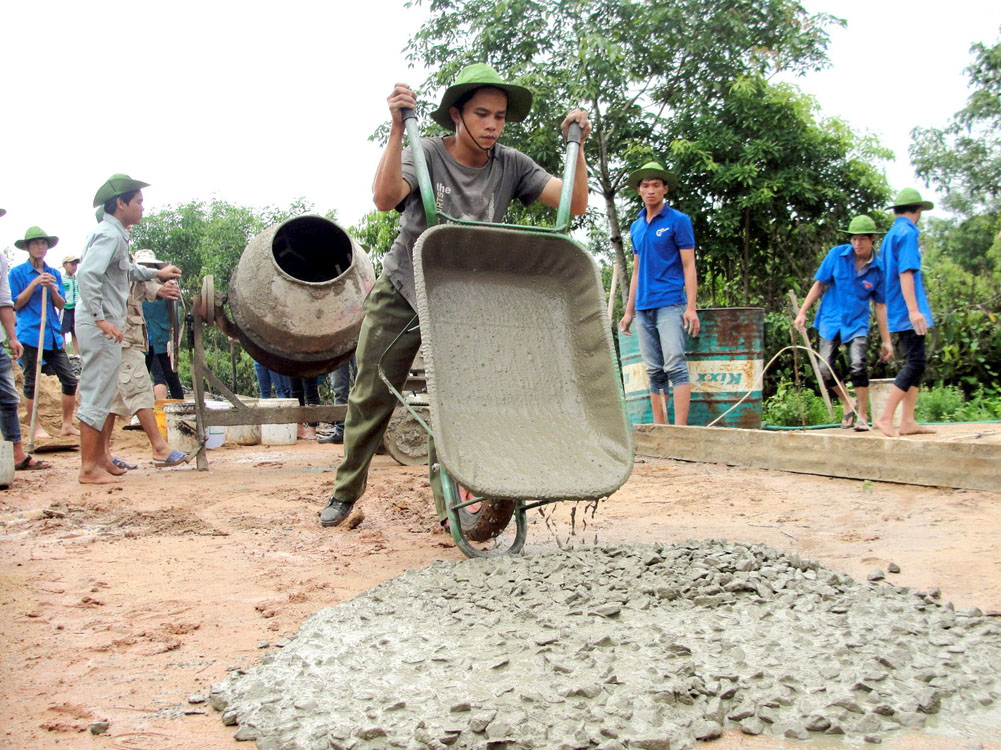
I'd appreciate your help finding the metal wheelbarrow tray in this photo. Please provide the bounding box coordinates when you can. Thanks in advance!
[413,222,633,503]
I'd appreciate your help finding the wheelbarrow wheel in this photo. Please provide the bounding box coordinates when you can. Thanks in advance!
[383,405,430,466]
[459,497,516,542]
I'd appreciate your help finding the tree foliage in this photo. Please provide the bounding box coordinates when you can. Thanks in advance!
[911,28,1001,216]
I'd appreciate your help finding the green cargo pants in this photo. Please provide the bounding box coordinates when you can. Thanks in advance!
[332,275,422,503]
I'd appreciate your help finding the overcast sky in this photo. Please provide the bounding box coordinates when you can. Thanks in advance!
[2,1,999,266]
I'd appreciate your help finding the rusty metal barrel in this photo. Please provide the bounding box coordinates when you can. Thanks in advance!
[227,215,375,377]
[669,307,765,428]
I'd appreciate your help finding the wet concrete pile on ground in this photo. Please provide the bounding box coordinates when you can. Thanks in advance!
[211,541,1001,749]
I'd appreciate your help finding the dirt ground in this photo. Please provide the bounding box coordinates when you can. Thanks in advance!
[2,384,1000,749]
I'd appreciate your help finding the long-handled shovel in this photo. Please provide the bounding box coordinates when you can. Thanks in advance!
[26,286,48,453]
[787,289,834,419]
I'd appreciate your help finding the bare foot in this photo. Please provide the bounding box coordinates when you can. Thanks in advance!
[873,417,899,438]
[298,425,316,440]
[33,427,53,441]
[899,423,936,435]
[61,424,81,437]
[79,467,124,484]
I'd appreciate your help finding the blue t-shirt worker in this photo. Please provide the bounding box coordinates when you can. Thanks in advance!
[9,225,80,442]
[873,188,937,438]
[619,161,699,425]
[795,215,892,431]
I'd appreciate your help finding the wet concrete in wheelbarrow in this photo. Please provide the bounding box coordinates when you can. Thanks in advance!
[211,540,1001,749]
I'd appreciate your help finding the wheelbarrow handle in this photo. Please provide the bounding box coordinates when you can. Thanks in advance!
[401,107,438,228]
[555,122,583,233]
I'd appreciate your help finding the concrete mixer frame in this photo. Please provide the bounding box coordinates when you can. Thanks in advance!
[187,286,347,470]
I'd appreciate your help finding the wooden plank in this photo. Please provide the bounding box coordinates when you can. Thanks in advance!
[633,424,1001,493]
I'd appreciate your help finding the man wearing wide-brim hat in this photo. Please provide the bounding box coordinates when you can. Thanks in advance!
[104,247,189,470]
[75,174,182,484]
[618,161,700,426]
[0,212,52,470]
[320,63,593,528]
[794,215,894,431]
[873,188,937,438]
[9,226,80,442]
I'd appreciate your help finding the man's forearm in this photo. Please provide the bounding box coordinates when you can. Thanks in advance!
[0,307,17,342]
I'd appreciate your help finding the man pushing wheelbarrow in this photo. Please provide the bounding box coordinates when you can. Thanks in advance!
[321,65,632,556]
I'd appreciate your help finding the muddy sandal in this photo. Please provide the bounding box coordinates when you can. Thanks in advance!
[854,420,871,432]
[841,412,855,429]
[15,456,51,471]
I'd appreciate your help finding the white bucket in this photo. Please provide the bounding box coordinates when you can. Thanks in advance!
[164,402,201,454]
[204,400,231,450]
[260,398,298,445]
[867,378,900,427]
[0,441,14,489]
[226,398,261,446]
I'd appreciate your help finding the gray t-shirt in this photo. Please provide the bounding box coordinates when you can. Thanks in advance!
[381,137,552,310]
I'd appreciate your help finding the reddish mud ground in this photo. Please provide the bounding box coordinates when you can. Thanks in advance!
[1,401,1000,749]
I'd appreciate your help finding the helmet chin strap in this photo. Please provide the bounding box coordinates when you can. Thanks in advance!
[458,112,495,156]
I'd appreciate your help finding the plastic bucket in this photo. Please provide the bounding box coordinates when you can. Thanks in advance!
[164,402,201,453]
[868,378,899,427]
[0,441,14,489]
[154,398,185,440]
[617,329,653,427]
[226,398,261,446]
[668,307,765,429]
[260,398,298,445]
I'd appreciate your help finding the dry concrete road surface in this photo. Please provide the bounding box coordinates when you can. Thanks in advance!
[1,425,1000,749]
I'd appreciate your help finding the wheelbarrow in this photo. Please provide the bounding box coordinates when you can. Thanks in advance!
[380,109,633,558]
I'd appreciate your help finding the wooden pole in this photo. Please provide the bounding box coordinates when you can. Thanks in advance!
[26,286,48,453]
[787,290,834,419]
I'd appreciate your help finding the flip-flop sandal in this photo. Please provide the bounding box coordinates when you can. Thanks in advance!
[112,457,138,470]
[15,456,51,471]
[841,412,855,429]
[153,449,193,468]
[854,420,871,432]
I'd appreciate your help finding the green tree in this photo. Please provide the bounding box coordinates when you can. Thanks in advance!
[911,28,1001,216]
[402,0,842,304]
[662,75,892,306]
[349,209,401,276]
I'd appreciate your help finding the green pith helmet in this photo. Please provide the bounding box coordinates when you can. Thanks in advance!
[430,63,534,131]
[93,173,150,208]
[14,226,59,250]
[887,187,934,211]
[841,215,883,235]
[627,161,679,190]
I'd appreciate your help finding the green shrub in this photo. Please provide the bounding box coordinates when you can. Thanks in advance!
[914,385,1001,422]
[763,381,833,427]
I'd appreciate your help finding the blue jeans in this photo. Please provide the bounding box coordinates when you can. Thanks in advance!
[254,361,291,399]
[818,334,869,390]
[0,348,22,444]
[327,355,357,430]
[636,304,689,393]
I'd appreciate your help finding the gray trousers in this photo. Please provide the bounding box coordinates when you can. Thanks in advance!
[76,319,122,430]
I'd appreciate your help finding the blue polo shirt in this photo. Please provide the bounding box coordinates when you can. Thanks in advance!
[880,216,933,333]
[9,261,65,351]
[630,203,696,310]
[812,244,885,342]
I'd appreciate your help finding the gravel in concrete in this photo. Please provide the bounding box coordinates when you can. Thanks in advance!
[212,541,1001,748]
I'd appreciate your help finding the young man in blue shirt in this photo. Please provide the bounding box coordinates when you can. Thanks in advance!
[874,188,936,438]
[795,215,893,431]
[619,161,700,425]
[9,226,80,441]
